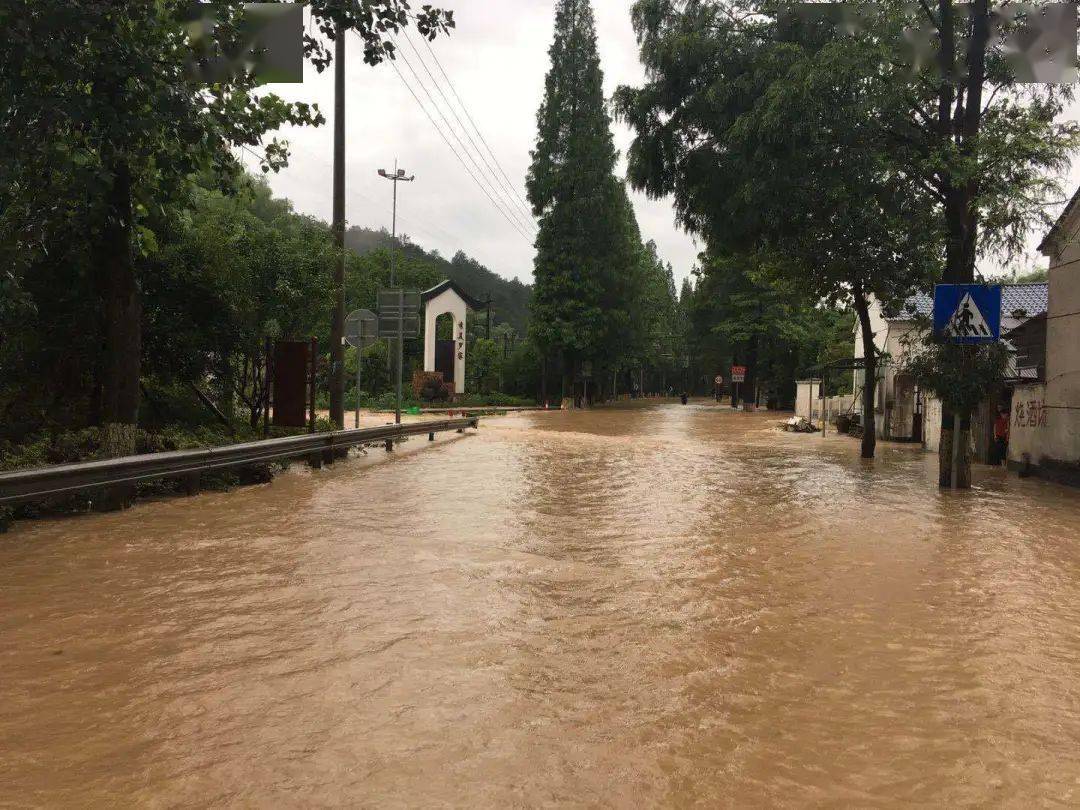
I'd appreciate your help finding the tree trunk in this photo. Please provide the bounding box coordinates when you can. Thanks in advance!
[218,356,236,421]
[560,352,575,410]
[938,0,987,285]
[854,290,877,459]
[938,412,972,488]
[742,335,758,410]
[97,159,141,459]
[934,0,985,487]
[541,355,548,405]
[959,0,989,278]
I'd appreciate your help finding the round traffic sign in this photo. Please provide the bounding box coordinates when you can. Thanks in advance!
[345,309,377,349]
[714,375,724,385]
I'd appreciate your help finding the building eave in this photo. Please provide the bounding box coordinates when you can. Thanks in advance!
[1038,185,1080,257]
[420,279,486,312]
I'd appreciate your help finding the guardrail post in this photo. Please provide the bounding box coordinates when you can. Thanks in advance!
[309,452,323,470]
[428,432,435,441]
[95,483,133,513]
[182,472,201,497]
[385,439,394,452]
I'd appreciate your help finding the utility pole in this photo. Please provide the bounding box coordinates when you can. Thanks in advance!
[329,25,347,430]
[378,163,415,425]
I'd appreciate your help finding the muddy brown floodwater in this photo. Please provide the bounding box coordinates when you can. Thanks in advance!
[4,402,1080,807]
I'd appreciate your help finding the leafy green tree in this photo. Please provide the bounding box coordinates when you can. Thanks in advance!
[622,240,681,391]
[861,0,1074,480]
[902,329,1009,487]
[467,338,501,395]
[684,251,852,406]
[527,0,643,404]
[144,178,334,427]
[0,0,451,454]
[347,341,391,402]
[616,0,944,456]
[502,341,543,400]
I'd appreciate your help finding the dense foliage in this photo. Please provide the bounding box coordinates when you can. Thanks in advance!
[902,330,1010,418]
[345,227,532,334]
[0,0,451,455]
[614,0,1076,464]
[526,0,683,404]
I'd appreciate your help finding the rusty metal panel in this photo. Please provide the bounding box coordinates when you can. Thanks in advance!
[273,340,309,428]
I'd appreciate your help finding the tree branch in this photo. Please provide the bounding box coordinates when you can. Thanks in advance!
[918,0,941,29]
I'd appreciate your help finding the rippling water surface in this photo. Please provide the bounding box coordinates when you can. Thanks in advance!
[3,402,1080,807]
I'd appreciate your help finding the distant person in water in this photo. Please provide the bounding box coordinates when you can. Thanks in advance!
[994,406,1010,466]
[680,392,689,405]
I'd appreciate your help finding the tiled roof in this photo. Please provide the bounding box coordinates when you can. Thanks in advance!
[890,283,1048,324]
[420,279,485,311]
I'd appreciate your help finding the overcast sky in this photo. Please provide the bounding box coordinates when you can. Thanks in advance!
[255,1,1079,287]
[253,0,700,287]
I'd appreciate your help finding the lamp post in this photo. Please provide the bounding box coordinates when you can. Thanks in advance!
[378,162,415,425]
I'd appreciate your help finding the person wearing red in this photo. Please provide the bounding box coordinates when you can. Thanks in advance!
[994,407,1011,466]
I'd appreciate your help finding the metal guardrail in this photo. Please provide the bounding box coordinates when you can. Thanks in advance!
[0,417,479,507]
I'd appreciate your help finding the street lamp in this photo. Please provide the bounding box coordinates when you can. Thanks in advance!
[377,163,415,287]
[378,161,415,424]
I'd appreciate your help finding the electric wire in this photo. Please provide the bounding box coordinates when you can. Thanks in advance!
[400,28,537,231]
[362,31,535,245]
[418,33,536,218]
[388,32,536,238]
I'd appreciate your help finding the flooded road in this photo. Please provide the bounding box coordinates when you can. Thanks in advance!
[4,402,1080,807]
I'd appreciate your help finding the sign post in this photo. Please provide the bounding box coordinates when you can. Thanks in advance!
[377,290,421,425]
[933,284,1003,488]
[344,308,377,428]
[731,365,747,409]
[714,374,724,402]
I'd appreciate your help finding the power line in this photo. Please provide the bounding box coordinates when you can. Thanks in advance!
[389,34,536,239]
[362,33,535,244]
[385,32,536,238]
[418,33,536,219]
[400,28,536,231]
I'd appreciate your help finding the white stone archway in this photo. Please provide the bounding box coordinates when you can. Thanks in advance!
[421,280,483,395]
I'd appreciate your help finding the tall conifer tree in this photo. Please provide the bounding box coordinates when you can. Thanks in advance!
[527,0,635,402]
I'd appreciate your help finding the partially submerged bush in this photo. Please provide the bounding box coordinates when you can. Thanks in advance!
[900,323,1010,417]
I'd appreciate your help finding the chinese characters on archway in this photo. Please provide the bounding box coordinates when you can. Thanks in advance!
[1015,399,1049,429]
[457,321,465,361]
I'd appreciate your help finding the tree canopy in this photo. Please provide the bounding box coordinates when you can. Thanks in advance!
[0,0,452,452]
[614,0,1077,458]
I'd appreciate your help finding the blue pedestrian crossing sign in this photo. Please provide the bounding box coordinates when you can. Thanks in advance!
[933,284,1002,344]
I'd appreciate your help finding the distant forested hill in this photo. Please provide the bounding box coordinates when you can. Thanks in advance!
[345,227,532,335]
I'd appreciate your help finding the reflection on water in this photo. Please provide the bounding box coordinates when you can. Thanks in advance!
[3,402,1080,806]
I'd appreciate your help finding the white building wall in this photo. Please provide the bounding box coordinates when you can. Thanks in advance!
[796,381,855,427]
[1009,383,1050,465]
[924,396,942,455]
[853,299,923,441]
[795,380,821,421]
[423,288,468,395]
[1044,219,1080,464]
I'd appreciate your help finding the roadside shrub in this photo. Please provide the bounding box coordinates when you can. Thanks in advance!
[419,376,452,403]
[458,393,535,407]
